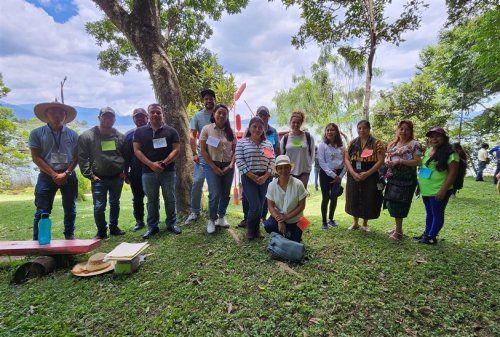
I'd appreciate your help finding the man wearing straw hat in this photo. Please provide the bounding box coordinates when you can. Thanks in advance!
[29,102,79,240]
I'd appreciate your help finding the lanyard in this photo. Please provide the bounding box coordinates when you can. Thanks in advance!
[51,130,63,151]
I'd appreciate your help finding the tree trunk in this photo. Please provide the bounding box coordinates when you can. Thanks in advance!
[92,0,193,213]
[363,0,377,121]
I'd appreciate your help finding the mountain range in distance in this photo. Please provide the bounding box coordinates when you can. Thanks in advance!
[0,100,267,130]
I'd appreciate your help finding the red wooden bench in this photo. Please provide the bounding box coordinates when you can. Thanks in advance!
[0,239,101,256]
[0,240,102,283]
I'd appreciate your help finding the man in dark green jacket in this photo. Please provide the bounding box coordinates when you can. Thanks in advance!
[78,107,128,239]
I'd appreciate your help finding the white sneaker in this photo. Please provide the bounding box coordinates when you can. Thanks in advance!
[216,216,230,228]
[184,212,199,225]
[207,220,216,234]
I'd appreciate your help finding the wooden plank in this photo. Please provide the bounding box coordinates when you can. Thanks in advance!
[0,240,102,256]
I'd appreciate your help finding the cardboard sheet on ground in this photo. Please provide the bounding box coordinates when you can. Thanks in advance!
[297,217,311,232]
[105,242,149,261]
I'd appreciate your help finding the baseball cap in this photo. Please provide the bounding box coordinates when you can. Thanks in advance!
[256,106,270,116]
[99,107,116,116]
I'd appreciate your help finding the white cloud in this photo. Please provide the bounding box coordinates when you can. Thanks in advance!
[0,0,448,119]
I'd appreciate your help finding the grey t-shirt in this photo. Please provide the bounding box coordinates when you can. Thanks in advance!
[29,125,78,171]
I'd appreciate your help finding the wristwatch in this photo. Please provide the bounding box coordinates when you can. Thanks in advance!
[65,170,73,176]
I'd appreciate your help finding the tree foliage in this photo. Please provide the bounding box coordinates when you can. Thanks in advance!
[86,0,243,111]
[273,47,367,136]
[87,0,247,212]
[372,73,453,142]
[0,74,29,189]
[279,0,428,119]
[445,0,498,26]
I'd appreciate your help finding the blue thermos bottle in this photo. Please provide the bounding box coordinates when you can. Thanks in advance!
[38,213,52,245]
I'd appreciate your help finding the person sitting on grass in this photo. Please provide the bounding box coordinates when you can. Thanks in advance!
[264,155,308,243]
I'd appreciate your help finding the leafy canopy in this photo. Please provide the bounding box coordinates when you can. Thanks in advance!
[86,0,247,108]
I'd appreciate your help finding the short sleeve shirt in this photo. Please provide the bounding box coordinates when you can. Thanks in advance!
[133,124,180,173]
[418,150,458,196]
[266,177,309,224]
[29,125,78,171]
[189,109,213,155]
[280,133,315,175]
[199,123,236,162]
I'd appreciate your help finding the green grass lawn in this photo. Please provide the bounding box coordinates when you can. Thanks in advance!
[0,177,498,336]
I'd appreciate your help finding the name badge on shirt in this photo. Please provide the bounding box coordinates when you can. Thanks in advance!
[355,161,362,170]
[361,148,373,158]
[153,137,167,149]
[263,147,274,159]
[101,140,116,151]
[51,152,68,165]
[291,138,304,147]
[206,136,220,148]
[419,167,432,179]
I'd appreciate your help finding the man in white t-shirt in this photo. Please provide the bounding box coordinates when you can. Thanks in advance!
[476,143,489,181]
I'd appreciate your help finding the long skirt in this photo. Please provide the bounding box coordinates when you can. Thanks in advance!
[383,168,417,218]
[345,171,383,220]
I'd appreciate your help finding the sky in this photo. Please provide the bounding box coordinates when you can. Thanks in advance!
[0,0,449,119]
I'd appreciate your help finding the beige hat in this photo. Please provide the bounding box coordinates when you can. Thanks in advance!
[34,102,77,123]
[272,155,294,175]
[71,252,115,277]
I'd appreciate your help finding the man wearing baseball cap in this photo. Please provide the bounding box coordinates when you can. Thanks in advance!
[29,101,79,240]
[78,107,128,239]
[185,88,217,225]
[124,108,148,231]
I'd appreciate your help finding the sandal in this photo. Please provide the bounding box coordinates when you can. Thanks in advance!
[389,232,403,240]
[361,225,371,232]
[348,224,360,231]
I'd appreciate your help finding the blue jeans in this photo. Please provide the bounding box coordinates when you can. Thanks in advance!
[142,171,177,230]
[264,216,302,243]
[422,190,452,238]
[241,174,270,235]
[204,162,234,221]
[476,161,486,181]
[129,173,145,223]
[189,158,205,214]
[33,172,77,240]
[91,177,124,234]
[242,177,271,221]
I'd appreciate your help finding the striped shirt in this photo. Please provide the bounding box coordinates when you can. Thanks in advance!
[236,137,275,174]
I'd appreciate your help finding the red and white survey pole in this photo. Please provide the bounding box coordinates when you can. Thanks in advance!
[232,83,246,204]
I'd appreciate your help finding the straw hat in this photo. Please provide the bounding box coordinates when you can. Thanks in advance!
[272,155,294,175]
[34,102,77,123]
[71,252,115,277]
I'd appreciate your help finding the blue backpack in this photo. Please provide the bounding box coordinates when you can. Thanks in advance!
[267,232,305,262]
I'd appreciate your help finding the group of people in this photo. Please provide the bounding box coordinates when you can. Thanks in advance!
[29,88,474,247]
[30,101,181,241]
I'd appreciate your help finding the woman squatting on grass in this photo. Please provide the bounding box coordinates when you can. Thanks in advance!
[264,155,308,243]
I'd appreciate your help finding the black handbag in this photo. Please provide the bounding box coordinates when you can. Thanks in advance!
[384,179,416,203]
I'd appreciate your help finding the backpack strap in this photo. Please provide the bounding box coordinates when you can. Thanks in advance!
[283,134,288,155]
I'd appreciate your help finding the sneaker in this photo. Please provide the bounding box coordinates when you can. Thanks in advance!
[321,222,328,230]
[184,212,199,225]
[419,235,438,245]
[216,216,230,228]
[327,219,337,227]
[413,233,425,241]
[207,220,216,234]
